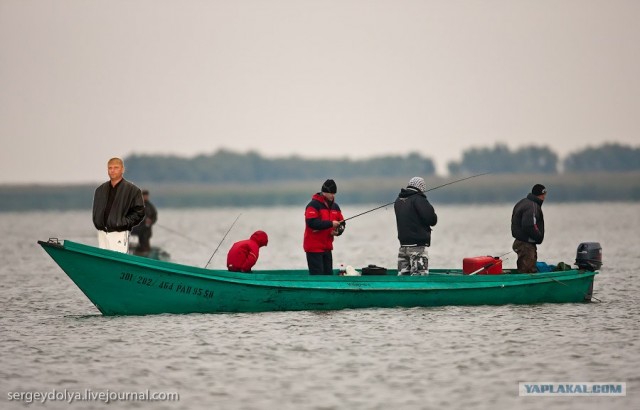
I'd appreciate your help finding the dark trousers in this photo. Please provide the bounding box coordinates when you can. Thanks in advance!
[306,251,333,275]
[513,239,537,273]
[132,227,152,252]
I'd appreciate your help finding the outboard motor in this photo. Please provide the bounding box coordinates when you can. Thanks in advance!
[575,242,603,271]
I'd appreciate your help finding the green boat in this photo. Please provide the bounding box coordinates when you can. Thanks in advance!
[38,239,599,316]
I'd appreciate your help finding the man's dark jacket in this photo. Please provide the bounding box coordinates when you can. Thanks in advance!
[394,187,438,246]
[92,179,145,232]
[511,193,545,244]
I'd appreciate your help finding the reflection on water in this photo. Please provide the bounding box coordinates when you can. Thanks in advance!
[1,203,639,409]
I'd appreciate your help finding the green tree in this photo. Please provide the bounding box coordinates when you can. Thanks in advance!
[563,143,640,172]
[448,143,558,175]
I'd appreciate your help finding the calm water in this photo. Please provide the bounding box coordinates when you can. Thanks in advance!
[1,203,639,409]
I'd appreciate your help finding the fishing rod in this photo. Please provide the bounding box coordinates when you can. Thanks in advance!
[468,251,514,275]
[204,213,242,269]
[342,172,490,222]
[156,224,211,247]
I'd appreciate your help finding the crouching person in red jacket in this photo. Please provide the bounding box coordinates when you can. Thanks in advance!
[227,230,269,273]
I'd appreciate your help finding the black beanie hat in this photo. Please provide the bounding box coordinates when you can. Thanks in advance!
[532,184,547,196]
[321,179,337,194]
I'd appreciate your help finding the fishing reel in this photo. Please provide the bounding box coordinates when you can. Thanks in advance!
[334,221,346,236]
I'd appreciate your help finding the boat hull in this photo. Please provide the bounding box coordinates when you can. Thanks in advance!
[39,239,598,316]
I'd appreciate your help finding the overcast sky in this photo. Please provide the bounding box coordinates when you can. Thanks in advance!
[1,0,638,184]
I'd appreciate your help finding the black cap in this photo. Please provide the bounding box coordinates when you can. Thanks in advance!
[321,179,337,194]
[532,184,547,196]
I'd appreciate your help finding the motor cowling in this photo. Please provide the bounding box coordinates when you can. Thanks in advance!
[575,242,603,271]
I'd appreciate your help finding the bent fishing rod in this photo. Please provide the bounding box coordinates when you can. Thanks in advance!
[342,172,489,222]
[204,213,242,268]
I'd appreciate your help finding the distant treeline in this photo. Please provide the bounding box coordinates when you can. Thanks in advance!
[125,150,436,183]
[448,143,640,175]
[3,172,639,212]
[122,143,640,184]
[2,143,639,212]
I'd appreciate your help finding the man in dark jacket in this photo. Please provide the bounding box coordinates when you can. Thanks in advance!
[131,190,158,253]
[227,230,269,273]
[511,184,547,273]
[303,179,345,275]
[394,177,438,275]
[92,157,145,253]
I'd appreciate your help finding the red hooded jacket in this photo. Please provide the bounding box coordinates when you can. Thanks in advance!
[227,230,269,273]
[303,193,344,253]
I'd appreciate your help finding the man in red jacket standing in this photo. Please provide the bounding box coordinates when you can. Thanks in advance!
[303,179,345,275]
[227,230,269,273]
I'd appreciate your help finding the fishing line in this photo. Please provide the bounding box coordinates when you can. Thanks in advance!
[156,224,211,247]
[542,275,603,303]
